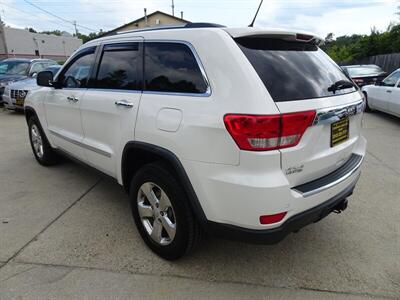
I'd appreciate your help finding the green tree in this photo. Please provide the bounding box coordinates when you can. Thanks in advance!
[75,30,103,43]
[322,24,400,63]
[41,30,62,36]
[25,27,37,33]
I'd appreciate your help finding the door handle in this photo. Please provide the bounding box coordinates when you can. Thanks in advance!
[67,96,79,102]
[386,90,392,93]
[115,100,134,108]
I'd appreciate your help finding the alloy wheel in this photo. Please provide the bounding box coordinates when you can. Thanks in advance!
[31,124,44,159]
[137,182,177,246]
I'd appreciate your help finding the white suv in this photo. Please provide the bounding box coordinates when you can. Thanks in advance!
[24,24,366,260]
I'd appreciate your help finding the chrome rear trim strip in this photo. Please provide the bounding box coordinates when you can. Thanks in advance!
[313,100,364,126]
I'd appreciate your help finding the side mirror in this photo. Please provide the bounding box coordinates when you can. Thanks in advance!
[37,71,54,87]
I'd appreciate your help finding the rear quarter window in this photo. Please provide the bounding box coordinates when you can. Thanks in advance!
[236,38,356,102]
[144,42,208,94]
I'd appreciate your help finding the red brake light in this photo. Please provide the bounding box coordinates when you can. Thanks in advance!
[224,111,316,151]
[353,78,364,84]
[260,212,287,224]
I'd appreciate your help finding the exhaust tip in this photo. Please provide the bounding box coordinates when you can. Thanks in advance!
[333,199,348,214]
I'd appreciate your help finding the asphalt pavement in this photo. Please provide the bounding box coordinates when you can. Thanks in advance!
[0,109,399,299]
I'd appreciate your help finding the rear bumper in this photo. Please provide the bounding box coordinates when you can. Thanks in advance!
[204,177,357,244]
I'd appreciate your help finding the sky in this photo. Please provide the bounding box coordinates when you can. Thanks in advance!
[0,0,398,38]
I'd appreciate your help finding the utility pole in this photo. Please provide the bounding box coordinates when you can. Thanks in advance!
[171,0,175,16]
[73,20,78,36]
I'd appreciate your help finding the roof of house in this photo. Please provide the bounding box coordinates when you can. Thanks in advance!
[104,10,191,36]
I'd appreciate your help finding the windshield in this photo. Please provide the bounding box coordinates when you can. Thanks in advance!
[346,66,384,77]
[0,61,30,75]
[236,37,356,102]
[45,66,61,75]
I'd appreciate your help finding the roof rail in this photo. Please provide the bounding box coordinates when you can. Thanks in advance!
[184,23,225,28]
[116,22,225,35]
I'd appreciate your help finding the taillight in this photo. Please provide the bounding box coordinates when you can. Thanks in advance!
[353,78,364,85]
[224,111,316,151]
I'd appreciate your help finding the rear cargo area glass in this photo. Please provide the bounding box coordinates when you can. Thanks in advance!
[236,38,356,102]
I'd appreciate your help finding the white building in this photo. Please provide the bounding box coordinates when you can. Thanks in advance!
[0,26,82,61]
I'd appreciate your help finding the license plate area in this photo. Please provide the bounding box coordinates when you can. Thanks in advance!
[15,96,24,106]
[331,117,349,147]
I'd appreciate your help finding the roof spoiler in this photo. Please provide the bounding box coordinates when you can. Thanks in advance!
[225,28,324,46]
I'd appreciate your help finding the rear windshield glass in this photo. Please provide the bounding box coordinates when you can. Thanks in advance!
[346,66,384,77]
[236,38,356,102]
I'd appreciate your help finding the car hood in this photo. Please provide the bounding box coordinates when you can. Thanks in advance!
[7,78,38,90]
[0,74,28,85]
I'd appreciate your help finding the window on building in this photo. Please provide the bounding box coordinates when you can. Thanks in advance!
[144,42,208,94]
[35,50,40,56]
[95,43,142,90]
[59,48,95,88]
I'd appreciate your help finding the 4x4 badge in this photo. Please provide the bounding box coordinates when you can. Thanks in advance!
[285,165,304,175]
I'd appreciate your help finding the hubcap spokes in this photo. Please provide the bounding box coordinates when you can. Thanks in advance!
[31,125,44,158]
[137,182,176,245]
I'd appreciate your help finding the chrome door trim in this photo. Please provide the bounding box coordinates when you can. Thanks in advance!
[313,100,365,126]
[49,129,111,158]
[115,99,134,108]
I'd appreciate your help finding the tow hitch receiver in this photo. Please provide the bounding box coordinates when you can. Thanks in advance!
[333,199,348,214]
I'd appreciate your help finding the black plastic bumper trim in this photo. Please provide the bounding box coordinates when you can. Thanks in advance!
[292,154,363,197]
[203,177,358,244]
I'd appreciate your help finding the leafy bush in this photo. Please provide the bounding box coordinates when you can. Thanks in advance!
[321,24,400,62]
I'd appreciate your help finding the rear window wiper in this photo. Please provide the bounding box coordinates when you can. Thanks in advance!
[327,80,355,94]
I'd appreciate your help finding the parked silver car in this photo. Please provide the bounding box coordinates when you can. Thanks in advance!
[362,68,400,117]
[3,65,61,111]
[0,58,57,104]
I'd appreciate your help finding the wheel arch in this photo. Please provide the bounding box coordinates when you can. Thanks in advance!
[24,106,38,125]
[121,141,207,224]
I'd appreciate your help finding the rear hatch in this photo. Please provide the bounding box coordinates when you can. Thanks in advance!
[234,33,364,187]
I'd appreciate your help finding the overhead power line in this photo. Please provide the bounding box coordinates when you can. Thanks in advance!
[22,0,98,32]
[0,1,77,32]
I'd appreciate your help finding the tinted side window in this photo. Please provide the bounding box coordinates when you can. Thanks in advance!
[144,42,208,94]
[60,48,95,88]
[96,43,142,90]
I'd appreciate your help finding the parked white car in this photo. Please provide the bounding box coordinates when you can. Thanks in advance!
[3,65,61,111]
[24,24,366,260]
[362,69,400,117]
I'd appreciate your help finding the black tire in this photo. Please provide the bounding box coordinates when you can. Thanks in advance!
[130,162,202,260]
[363,92,372,112]
[28,115,61,166]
